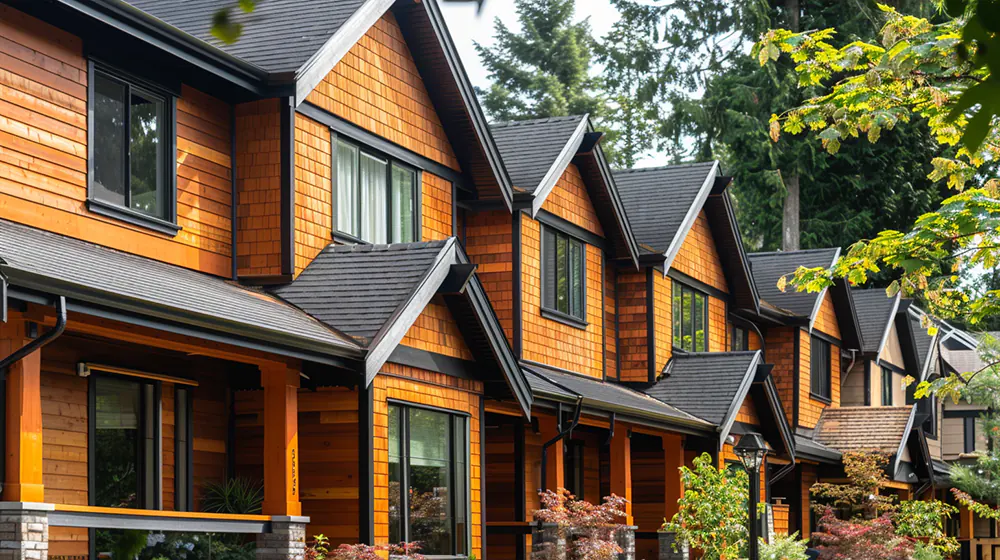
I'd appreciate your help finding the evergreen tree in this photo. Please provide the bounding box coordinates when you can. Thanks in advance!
[475,0,603,122]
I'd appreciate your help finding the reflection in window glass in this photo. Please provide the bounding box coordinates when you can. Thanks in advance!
[542,227,587,322]
[334,139,417,243]
[95,376,142,508]
[93,73,127,207]
[388,405,403,545]
[129,90,164,217]
[392,165,416,243]
[673,282,708,352]
[359,153,388,244]
[336,140,359,237]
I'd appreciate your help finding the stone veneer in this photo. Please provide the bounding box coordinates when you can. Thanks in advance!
[531,522,637,560]
[0,503,53,560]
[658,531,689,560]
[256,516,308,560]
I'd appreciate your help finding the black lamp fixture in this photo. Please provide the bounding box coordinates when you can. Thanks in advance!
[734,432,769,560]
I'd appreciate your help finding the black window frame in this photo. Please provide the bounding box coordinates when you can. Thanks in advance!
[965,416,977,453]
[388,401,471,557]
[809,336,832,402]
[564,439,585,501]
[732,326,749,352]
[672,281,709,353]
[331,133,421,245]
[86,60,180,236]
[540,225,588,328]
[881,366,894,406]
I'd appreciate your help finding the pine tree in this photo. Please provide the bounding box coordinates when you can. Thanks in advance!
[475,0,603,122]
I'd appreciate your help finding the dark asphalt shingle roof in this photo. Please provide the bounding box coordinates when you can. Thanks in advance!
[909,312,935,377]
[748,249,839,317]
[489,116,586,193]
[794,434,842,463]
[0,219,358,354]
[852,289,900,354]
[814,406,913,454]
[272,241,449,345]
[124,0,368,74]
[645,351,759,426]
[614,162,717,255]
[523,364,710,427]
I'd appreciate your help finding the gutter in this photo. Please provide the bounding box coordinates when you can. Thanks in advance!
[540,396,583,492]
[0,296,67,377]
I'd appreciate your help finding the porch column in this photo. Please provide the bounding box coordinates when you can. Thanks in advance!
[0,502,52,560]
[537,416,564,492]
[1,320,44,503]
[610,427,632,525]
[663,434,684,520]
[261,362,301,517]
[959,505,973,540]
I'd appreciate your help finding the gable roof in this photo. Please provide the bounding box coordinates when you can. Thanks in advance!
[814,406,914,454]
[272,239,531,414]
[648,351,761,428]
[852,289,902,355]
[615,162,718,257]
[748,249,840,318]
[0,218,361,364]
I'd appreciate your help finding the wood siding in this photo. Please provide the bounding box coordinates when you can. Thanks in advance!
[798,329,841,429]
[652,272,672,375]
[521,213,605,378]
[464,210,514,342]
[303,13,459,171]
[604,264,618,379]
[0,5,233,277]
[400,296,474,360]
[539,164,603,236]
[372,365,484,558]
[766,327,797,427]
[617,269,649,383]
[235,98,283,277]
[813,292,841,340]
[671,211,728,293]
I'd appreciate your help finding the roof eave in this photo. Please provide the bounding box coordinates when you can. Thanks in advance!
[717,350,763,450]
[662,161,720,275]
[528,115,590,217]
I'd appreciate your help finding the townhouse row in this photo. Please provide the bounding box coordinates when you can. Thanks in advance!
[0,0,983,559]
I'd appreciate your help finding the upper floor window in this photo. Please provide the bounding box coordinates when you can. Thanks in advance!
[732,326,749,351]
[673,281,707,352]
[89,63,177,232]
[335,138,417,244]
[541,226,586,324]
[881,366,894,406]
[810,336,831,400]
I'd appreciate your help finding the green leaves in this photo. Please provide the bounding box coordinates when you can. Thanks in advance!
[663,453,749,560]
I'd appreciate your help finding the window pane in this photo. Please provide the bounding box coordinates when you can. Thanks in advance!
[672,282,682,347]
[556,234,568,314]
[93,73,127,207]
[95,376,142,508]
[408,408,453,555]
[388,405,403,544]
[569,239,584,319]
[811,338,829,398]
[681,288,693,351]
[175,387,189,511]
[129,89,165,218]
[360,153,388,243]
[882,367,893,406]
[391,165,416,243]
[693,293,705,351]
[543,229,557,310]
[336,141,359,237]
[453,416,468,555]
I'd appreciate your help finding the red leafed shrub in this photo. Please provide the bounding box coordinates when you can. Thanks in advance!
[533,488,628,560]
[810,508,915,560]
[305,536,425,560]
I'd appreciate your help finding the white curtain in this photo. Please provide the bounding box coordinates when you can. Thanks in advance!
[392,165,415,243]
[360,152,388,243]
[336,140,359,237]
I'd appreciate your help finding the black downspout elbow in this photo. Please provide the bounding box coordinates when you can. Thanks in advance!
[0,296,67,377]
[540,396,583,492]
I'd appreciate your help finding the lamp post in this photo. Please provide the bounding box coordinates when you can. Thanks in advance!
[734,432,769,560]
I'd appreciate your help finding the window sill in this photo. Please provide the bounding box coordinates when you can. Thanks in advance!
[809,392,833,405]
[88,199,181,236]
[540,307,588,330]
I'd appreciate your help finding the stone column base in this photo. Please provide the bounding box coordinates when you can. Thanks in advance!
[257,516,308,560]
[0,503,53,560]
[657,531,689,560]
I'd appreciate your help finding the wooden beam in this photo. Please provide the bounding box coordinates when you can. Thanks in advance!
[959,505,973,540]
[261,361,301,516]
[537,415,564,492]
[610,426,632,525]
[663,434,684,520]
[1,319,44,502]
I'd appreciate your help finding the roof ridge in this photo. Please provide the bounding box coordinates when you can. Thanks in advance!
[750,247,839,257]
[614,161,718,174]
[489,114,587,128]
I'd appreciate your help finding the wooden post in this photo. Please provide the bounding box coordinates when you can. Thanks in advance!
[1,319,44,503]
[959,505,974,540]
[261,361,301,516]
[537,415,564,492]
[610,427,632,525]
[663,434,684,520]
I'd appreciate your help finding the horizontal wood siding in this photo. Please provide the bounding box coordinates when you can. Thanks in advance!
[617,269,649,383]
[191,372,228,507]
[521,214,604,378]
[539,164,603,236]
[162,382,175,512]
[671,211,728,293]
[465,210,514,342]
[304,13,459,171]
[400,296,474,360]
[0,5,233,277]
[236,98,283,277]
[372,365,484,557]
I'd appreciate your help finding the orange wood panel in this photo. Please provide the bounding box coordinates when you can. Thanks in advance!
[766,327,797,426]
[261,362,302,516]
[304,13,460,171]
[708,296,727,351]
[671,211,729,293]
[162,382,176,511]
[539,163,603,236]
[464,210,514,342]
[520,214,604,377]
[400,296,473,360]
[293,112,332,274]
[609,426,632,524]
[1,318,44,502]
[813,291,841,340]
[236,98,283,277]
[422,172,453,242]
[772,503,790,536]
[536,415,564,492]
[801,464,817,536]
[798,329,840,429]
[604,264,618,378]
[736,395,760,425]
[617,269,649,382]
[664,434,684,520]
[0,6,233,277]
[652,272,671,375]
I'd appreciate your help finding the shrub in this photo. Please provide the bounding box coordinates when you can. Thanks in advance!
[759,532,808,560]
[811,508,914,560]
[533,488,627,560]
[893,499,959,556]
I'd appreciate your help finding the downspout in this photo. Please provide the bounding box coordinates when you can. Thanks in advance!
[540,395,583,492]
[0,296,67,375]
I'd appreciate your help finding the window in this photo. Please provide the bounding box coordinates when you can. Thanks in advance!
[881,366,894,406]
[174,386,193,511]
[388,404,470,556]
[565,440,585,500]
[89,64,176,230]
[542,227,586,324]
[733,327,749,351]
[672,281,708,352]
[965,417,977,453]
[810,336,831,400]
[334,138,417,244]
[92,375,158,509]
